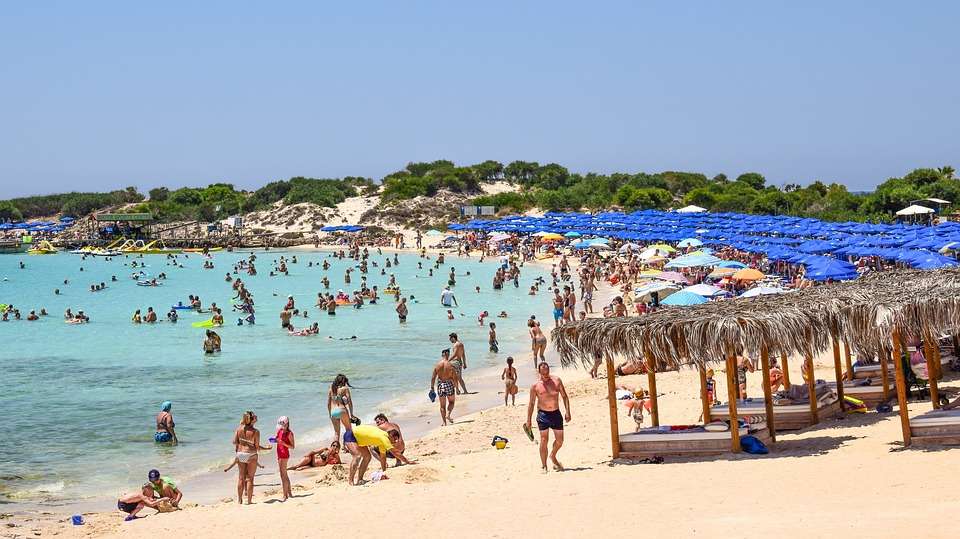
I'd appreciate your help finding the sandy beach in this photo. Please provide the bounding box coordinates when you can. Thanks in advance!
[18,357,955,539]
[5,250,956,539]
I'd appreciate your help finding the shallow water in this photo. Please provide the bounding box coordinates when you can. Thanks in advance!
[0,249,554,507]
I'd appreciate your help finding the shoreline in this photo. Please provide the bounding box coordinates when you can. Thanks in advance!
[2,245,581,520]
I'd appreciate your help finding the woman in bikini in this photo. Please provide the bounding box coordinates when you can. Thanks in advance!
[231,411,271,505]
[501,356,518,406]
[327,374,355,444]
[288,441,342,471]
[528,319,547,368]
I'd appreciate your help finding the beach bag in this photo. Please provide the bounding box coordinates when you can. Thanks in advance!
[740,435,768,455]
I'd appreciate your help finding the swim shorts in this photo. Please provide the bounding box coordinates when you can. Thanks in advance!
[553,308,563,321]
[118,500,139,513]
[536,409,564,431]
[437,379,455,397]
[154,431,173,443]
[343,429,357,444]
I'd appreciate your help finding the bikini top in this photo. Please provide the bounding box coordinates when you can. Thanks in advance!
[156,412,174,430]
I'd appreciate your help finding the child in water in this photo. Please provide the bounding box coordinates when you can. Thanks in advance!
[488,322,498,353]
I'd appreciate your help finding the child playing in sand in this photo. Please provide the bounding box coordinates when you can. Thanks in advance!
[488,322,498,353]
[224,457,265,472]
[624,389,648,431]
[501,356,518,406]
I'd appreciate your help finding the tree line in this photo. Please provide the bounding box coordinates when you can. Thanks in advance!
[0,162,956,223]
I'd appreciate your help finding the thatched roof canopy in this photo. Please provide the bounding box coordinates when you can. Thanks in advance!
[553,268,960,370]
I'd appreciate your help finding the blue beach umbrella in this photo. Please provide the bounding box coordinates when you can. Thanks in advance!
[661,290,709,306]
[677,238,703,248]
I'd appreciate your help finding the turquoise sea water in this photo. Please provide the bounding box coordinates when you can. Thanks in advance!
[0,249,553,508]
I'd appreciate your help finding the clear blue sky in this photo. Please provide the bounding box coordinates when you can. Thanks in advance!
[2,1,958,197]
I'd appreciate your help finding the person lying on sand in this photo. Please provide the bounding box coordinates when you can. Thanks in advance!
[288,441,342,471]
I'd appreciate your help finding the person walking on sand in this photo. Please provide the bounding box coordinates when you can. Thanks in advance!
[524,362,571,472]
[528,319,547,367]
[430,349,457,425]
[274,416,295,501]
[502,356,518,406]
[449,332,468,394]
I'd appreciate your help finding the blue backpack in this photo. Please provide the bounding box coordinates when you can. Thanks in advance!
[741,435,769,455]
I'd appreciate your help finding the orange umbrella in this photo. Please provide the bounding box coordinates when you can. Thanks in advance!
[708,267,736,278]
[732,268,765,281]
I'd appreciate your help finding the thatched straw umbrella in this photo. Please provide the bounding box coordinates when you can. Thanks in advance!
[553,267,960,451]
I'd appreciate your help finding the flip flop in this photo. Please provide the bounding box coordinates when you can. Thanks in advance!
[522,423,535,442]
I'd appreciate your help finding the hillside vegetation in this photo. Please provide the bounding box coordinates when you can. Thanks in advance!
[0,162,956,223]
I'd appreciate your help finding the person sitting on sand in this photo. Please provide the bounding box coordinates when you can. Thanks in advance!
[372,414,415,465]
[287,441,341,471]
[147,469,182,509]
[117,483,169,521]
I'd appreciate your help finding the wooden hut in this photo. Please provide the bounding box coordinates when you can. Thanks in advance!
[553,268,960,457]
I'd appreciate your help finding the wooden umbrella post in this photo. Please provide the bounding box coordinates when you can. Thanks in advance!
[922,333,940,408]
[698,364,712,424]
[931,334,943,380]
[605,355,620,458]
[843,340,853,380]
[725,349,742,452]
[831,334,845,405]
[891,327,912,447]
[644,349,659,427]
[759,344,776,442]
[780,351,791,388]
[879,344,890,402]
[804,346,819,424]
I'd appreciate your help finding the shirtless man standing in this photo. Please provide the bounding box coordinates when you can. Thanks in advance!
[551,289,564,328]
[524,362,571,472]
[449,332,468,394]
[430,349,457,425]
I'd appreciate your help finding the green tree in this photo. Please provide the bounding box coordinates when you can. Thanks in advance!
[0,201,22,221]
[735,172,766,190]
[149,187,170,202]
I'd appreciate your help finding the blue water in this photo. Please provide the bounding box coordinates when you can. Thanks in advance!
[0,249,552,507]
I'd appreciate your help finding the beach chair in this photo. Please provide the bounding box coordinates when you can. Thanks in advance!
[901,355,950,405]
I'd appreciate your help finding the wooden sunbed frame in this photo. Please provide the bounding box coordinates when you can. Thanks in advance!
[909,409,960,446]
[619,423,772,458]
[709,398,843,431]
